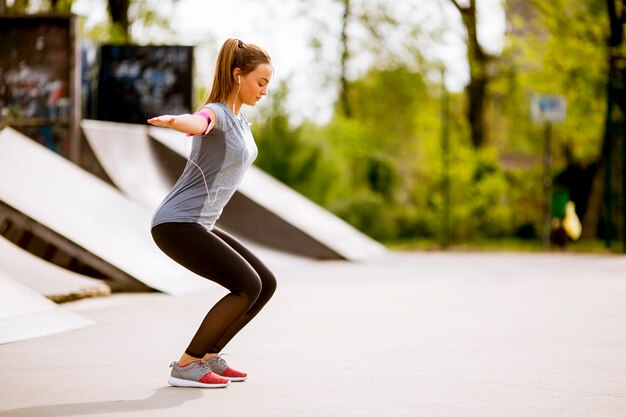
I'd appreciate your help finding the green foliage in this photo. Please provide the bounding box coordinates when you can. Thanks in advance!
[76,0,178,44]
[5,0,30,13]
[365,152,397,198]
[416,144,518,242]
[502,0,607,164]
[251,64,537,243]
[329,190,399,241]
[127,0,179,43]
[53,0,74,13]
[252,81,342,206]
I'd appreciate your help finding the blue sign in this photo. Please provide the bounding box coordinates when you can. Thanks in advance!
[531,95,566,124]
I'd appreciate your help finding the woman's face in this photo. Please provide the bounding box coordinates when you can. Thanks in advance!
[238,63,273,106]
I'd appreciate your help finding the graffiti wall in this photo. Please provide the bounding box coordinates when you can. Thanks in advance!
[0,16,74,157]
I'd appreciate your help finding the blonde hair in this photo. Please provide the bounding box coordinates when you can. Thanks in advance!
[203,38,271,106]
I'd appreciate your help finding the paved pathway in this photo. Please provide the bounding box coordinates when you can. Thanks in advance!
[1,251,625,416]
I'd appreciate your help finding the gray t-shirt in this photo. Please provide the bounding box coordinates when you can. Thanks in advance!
[152,102,258,230]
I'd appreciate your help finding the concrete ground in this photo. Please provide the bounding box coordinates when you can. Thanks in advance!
[1,250,626,417]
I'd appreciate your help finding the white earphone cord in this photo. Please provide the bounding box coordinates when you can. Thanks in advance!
[185,137,212,202]
[233,76,241,114]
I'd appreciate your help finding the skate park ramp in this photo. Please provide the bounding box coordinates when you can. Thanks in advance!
[80,119,386,260]
[0,234,110,303]
[0,270,93,344]
[80,120,172,209]
[0,127,212,295]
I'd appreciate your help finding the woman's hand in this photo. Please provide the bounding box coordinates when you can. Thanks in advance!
[147,115,177,127]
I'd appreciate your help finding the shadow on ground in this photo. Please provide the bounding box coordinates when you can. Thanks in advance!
[0,387,204,417]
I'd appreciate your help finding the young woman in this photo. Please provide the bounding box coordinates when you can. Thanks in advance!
[147,38,276,388]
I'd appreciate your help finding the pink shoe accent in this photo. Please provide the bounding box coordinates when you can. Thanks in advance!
[221,367,247,379]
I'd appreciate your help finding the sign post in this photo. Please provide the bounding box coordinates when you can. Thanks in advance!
[531,95,566,249]
[440,66,450,249]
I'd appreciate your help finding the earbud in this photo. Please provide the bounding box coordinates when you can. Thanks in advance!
[237,75,241,84]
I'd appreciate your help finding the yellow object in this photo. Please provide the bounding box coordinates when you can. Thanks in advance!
[563,201,582,241]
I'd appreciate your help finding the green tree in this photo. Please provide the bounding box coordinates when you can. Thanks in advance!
[303,0,426,119]
[323,66,445,241]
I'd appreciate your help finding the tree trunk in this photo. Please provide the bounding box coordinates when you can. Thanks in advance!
[583,0,625,241]
[467,74,487,149]
[339,0,352,118]
[108,0,130,42]
[582,163,604,239]
[451,0,493,149]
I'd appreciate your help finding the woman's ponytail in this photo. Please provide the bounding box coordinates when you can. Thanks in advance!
[203,38,271,106]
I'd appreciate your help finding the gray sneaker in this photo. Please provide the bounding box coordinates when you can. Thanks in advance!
[168,361,230,388]
[206,355,248,382]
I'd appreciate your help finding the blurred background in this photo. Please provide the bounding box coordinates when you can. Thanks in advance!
[1,0,624,253]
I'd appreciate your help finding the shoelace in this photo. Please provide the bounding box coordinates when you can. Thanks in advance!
[196,361,212,372]
[209,355,228,369]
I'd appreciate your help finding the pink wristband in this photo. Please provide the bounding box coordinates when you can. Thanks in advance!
[186,111,213,137]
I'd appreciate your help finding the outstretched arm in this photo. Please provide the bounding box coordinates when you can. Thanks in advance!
[147,110,216,136]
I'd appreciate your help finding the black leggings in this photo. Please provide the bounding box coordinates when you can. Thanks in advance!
[151,222,277,358]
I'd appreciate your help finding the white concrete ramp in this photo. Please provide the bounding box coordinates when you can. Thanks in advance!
[0,235,110,302]
[147,124,387,261]
[0,271,93,344]
[80,120,171,209]
[0,127,211,295]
